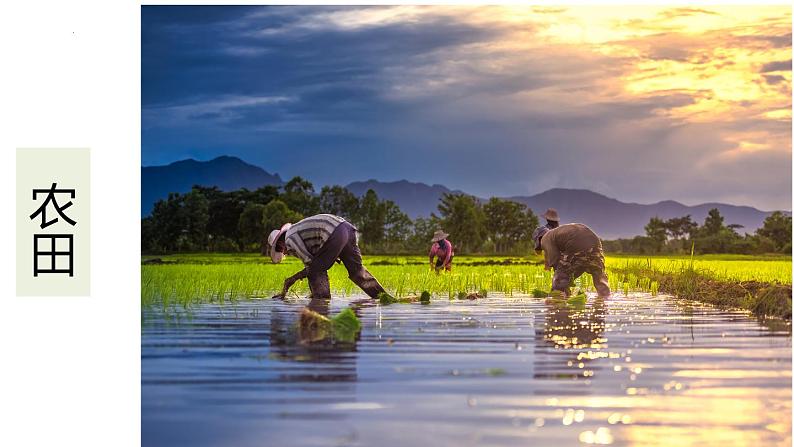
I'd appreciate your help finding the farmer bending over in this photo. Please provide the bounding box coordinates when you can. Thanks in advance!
[267,214,387,299]
[533,223,610,297]
[429,230,454,273]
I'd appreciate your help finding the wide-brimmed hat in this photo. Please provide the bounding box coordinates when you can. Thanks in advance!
[267,223,292,263]
[543,208,559,222]
[431,230,449,243]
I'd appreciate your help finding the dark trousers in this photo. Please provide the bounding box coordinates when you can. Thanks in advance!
[551,248,611,297]
[307,222,386,299]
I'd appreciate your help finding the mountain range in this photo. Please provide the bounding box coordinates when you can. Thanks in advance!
[141,156,283,215]
[142,156,785,239]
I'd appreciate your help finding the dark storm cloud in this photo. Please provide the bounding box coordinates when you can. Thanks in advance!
[761,59,792,73]
[142,6,508,107]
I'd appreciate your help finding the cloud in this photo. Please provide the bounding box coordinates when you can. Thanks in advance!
[142,6,792,210]
[761,59,791,72]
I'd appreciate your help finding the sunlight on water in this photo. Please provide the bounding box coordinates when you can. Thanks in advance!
[142,293,791,447]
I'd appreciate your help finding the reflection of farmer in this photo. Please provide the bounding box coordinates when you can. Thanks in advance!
[268,298,359,381]
[533,297,607,380]
[533,223,611,297]
[537,296,607,351]
[267,214,387,299]
[429,230,454,273]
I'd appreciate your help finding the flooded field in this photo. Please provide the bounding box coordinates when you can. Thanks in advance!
[142,294,791,446]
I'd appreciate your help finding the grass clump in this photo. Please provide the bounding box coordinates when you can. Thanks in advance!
[613,264,792,319]
[420,290,431,304]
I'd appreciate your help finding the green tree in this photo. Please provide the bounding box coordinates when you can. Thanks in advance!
[757,211,792,253]
[483,198,538,253]
[383,200,412,251]
[408,216,442,251]
[702,208,725,236]
[182,189,210,250]
[238,203,267,249]
[204,189,246,249]
[282,176,319,216]
[357,189,387,246]
[148,193,187,252]
[319,185,360,220]
[644,216,667,253]
[437,193,486,253]
[664,215,698,252]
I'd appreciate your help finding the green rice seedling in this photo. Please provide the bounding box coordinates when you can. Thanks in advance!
[532,288,547,298]
[378,292,397,305]
[141,253,791,314]
[297,307,362,344]
[567,291,587,305]
[331,308,361,343]
[420,290,431,304]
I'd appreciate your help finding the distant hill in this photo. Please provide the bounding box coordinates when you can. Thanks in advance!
[345,180,782,239]
[141,157,784,239]
[141,156,283,215]
[345,179,465,218]
[506,188,780,240]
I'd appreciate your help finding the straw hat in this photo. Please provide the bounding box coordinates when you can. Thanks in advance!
[431,230,449,243]
[543,208,560,222]
[267,223,292,263]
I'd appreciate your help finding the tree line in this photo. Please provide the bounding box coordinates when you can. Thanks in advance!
[602,209,791,255]
[142,176,539,255]
[142,177,790,256]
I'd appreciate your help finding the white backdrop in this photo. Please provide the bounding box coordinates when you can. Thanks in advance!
[1,1,140,445]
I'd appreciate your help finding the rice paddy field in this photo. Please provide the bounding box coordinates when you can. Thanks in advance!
[142,253,792,446]
[141,253,791,311]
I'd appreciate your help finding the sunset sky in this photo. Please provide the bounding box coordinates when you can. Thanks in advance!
[142,5,792,210]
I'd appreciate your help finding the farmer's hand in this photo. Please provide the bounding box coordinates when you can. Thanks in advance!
[274,282,290,299]
[272,284,289,299]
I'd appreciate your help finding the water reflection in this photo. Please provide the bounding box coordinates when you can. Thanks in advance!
[142,294,791,447]
[268,297,359,384]
[533,297,608,381]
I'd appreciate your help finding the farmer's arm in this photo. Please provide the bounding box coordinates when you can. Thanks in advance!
[541,236,559,271]
[429,243,437,265]
[443,242,453,266]
[273,268,308,298]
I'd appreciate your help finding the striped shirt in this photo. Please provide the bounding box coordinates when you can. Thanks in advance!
[285,214,347,265]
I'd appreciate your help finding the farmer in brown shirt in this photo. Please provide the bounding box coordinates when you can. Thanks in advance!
[533,223,611,297]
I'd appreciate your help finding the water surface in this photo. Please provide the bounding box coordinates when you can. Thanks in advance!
[142,294,791,446]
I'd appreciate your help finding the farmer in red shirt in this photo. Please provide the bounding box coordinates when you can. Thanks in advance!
[429,230,454,273]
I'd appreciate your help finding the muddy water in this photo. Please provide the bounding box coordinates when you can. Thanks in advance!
[142,294,791,446]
